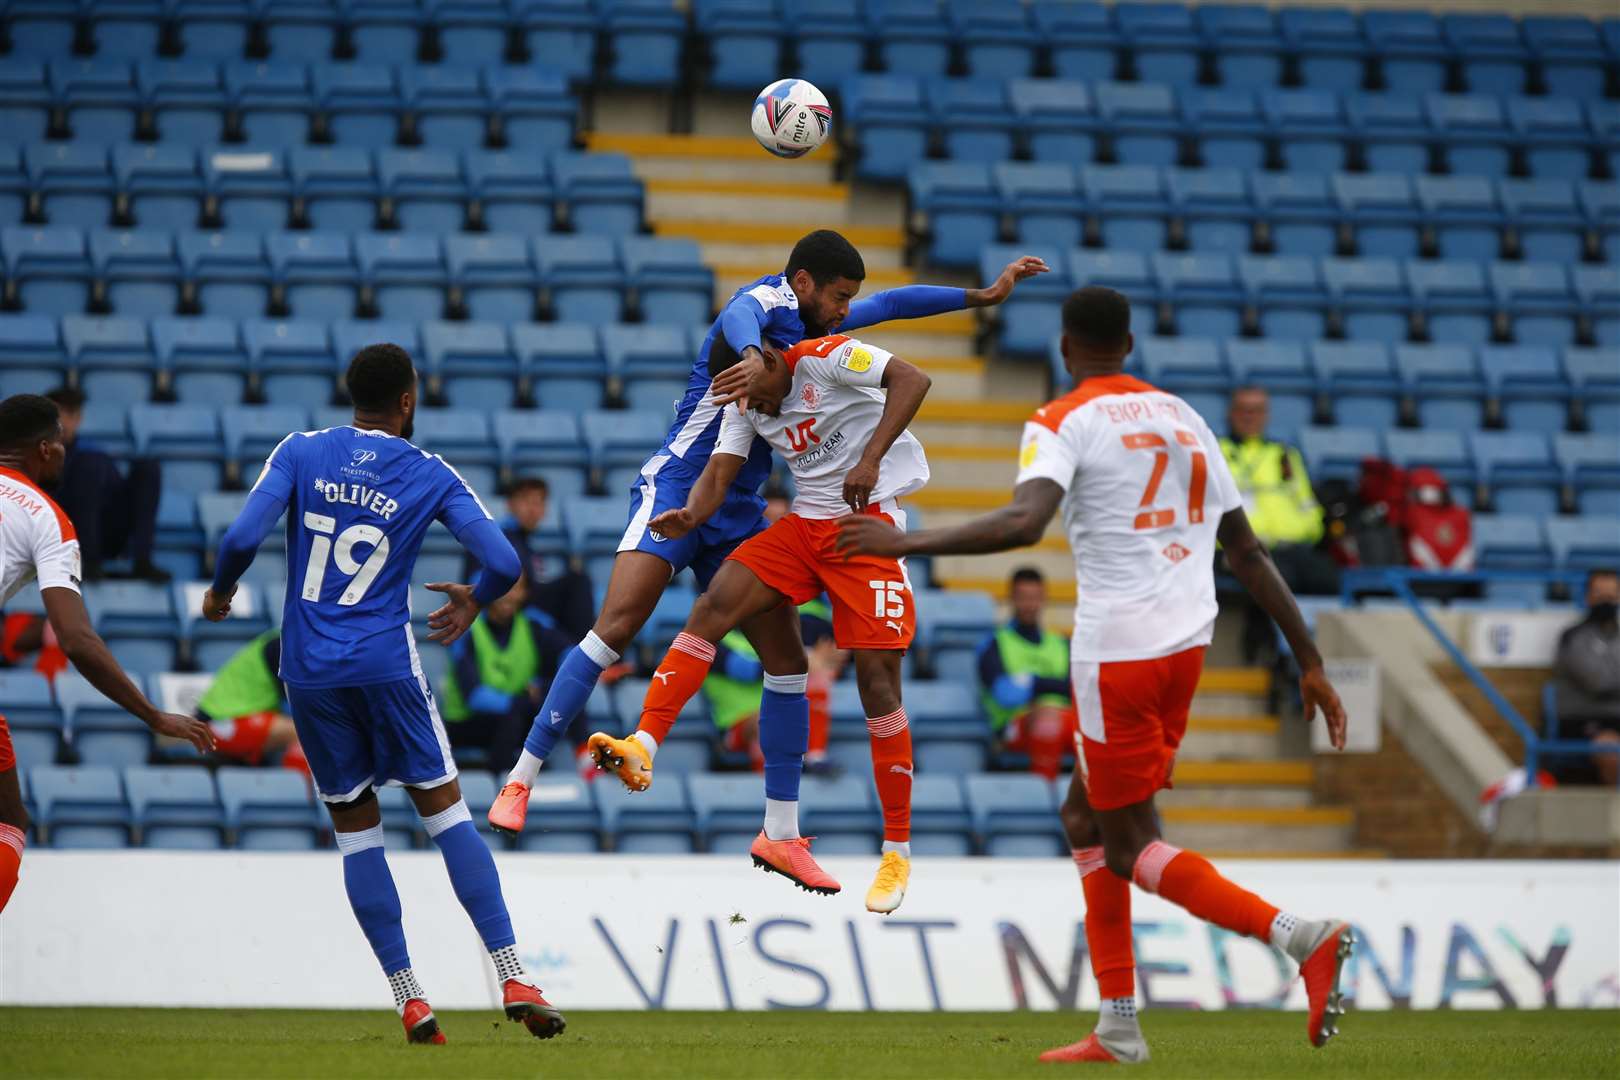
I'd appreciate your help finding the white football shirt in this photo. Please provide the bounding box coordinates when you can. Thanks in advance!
[1015,373,1243,663]
[714,334,930,519]
[0,465,82,606]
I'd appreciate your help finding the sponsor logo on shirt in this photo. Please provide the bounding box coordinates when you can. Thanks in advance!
[1019,440,1040,469]
[841,346,874,373]
[1161,542,1192,563]
[351,449,378,466]
[800,382,823,411]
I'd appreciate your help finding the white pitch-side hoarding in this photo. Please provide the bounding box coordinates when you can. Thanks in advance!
[3,854,1616,1011]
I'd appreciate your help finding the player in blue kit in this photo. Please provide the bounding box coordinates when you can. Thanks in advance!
[490,230,1047,832]
[200,344,565,1046]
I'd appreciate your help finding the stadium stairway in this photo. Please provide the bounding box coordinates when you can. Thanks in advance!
[592,88,1367,858]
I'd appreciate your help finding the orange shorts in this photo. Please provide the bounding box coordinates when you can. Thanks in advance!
[727,506,916,651]
[1073,645,1206,811]
[0,714,12,773]
[207,711,278,765]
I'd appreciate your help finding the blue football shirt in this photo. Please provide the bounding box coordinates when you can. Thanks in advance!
[250,425,493,688]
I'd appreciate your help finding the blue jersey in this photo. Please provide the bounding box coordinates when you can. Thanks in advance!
[250,425,493,689]
[657,275,966,492]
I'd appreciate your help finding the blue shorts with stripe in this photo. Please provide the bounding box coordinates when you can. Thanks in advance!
[616,452,767,590]
[285,676,457,804]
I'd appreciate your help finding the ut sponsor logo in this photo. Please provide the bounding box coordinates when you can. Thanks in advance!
[785,418,821,453]
[351,449,378,466]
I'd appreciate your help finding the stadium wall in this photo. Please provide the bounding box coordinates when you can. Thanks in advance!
[4,854,1616,1012]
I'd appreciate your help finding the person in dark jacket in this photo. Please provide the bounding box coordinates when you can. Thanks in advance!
[1554,569,1620,786]
[465,476,594,642]
[45,387,167,582]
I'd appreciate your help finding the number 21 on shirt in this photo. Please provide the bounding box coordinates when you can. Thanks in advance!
[1122,430,1207,532]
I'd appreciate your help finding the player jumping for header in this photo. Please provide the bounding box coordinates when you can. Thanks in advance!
[0,395,215,915]
[838,287,1354,1062]
[201,345,564,1046]
[588,330,932,913]
[490,230,1047,833]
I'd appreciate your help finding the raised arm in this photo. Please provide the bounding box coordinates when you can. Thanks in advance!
[838,478,1066,557]
[841,255,1051,331]
[711,292,775,407]
[43,586,214,751]
[843,357,932,512]
[202,487,288,620]
[648,451,746,542]
[1217,507,1347,750]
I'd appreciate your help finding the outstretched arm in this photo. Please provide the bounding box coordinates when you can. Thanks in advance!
[650,451,747,541]
[1217,507,1348,750]
[842,255,1050,331]
[843,357,932,512]
[202,488,287,620]
[837,479,1065,557]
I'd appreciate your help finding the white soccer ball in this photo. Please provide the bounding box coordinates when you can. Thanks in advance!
[750,79,832,159]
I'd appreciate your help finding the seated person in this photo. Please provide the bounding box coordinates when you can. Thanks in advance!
[465,477,594,642]
[1553,569,1620,787]
[440,576,577,776]
[194,629,303,770]
[44,387,167,583]
[976,567,1075,780]
[703,600,841,773]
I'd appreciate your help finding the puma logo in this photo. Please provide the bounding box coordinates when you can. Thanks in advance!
[884,619,903,636]
[889,765,914,777]
[652,670,676,685]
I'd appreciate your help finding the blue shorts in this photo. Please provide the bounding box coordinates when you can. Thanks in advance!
[285,676,457,804]
[616,453,767,590]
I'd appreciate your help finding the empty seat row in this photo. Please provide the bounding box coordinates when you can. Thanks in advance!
[0,58,575,151]
[0,144,641,236]
[22,762,1068,855]
[988,246,1620,354]
[0,314,710,412]
[847,74,1620,180]
[913,163,1619,267]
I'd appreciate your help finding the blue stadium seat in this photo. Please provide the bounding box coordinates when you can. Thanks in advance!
[1136,336,1226,393]
[1407,259,1491,346]
[245,319,336,407]
[138,59,227,143]
[1167,165,1253,253]
[1546,516,1620,571]
[125,766,225,849]
[992,165,1079,249]
[421,321,518,412]
[795,0,866,84]
[1415,175,1502,262]
[1182,87,1267,174]
[1509,96,1592,181]
[1117,1,1200,87]
[689,773,769,849]
[513,776,601,852]
[563,495,631,558]
[1279,6,1368,92]
[0,670,62,732]
[511,323,607,412]
[50,59,138,145]
[695,0,783,90]
[535,234,624,323]
[87,579,178,639]
[931,78,1018,165]
[114,143,202,232]
[311,65,398,151]
[800,771,878,841]
[396,69,486,154]
[1427,93,1512,178]
[266,231,355,321]
[176,230,269,318]
[581,410,668,470]
[913,587,995,652]
[1364,10,1448,95]
[1153,252,1242,338]
[915,740,987,777]
[1442,14,1529,97]
[62,314,154,402]
[464,150,553,236]
[216,766,322,850]
[1083,164,1168,252]
[1197,5,1283,90]
[58,671,154,767]
[600,0,686,89]
[1252,172,1335,257]
[446,233,537,325]
[551,151,642,236]
[487,67,575,154]
[1300,425,1378,482]
[153,315,247,404]
[1264,89,1348,173]
[432,0,509,70]
[871,0,953,80]
[1500,177,1587,265]
[1479,345,1571,435]
[1031,1,1117,82]
[845,75,930,182]
[597,774,696,851]
[1008,79,1096,165]
[1320,256,1409,344]
[620,237,712,325]
[31,765,131,848]
[1490,262,1575,348]
[1334,172,1419,259]
[3,225,89,316]
[0,314,65,397]
[1554,434,1620,495]
[1239,255,1327,340]
[493,408,586,472]
[1472,514,1549,571]
[912,162,1001,268]
[1311,342,1399,429]
[601,324,690,411]
[1393,343,1484,430]
[1384,429,1475,486]
[1524,16,1609,101]
[1094,81,1179,167]
[411,406,498,467]
[951,0,1037,81]
[129,401,222,493]
[1345,92,1430,177]
[1572,268,1620,347]
[1225,340,1312,397]
[355,233,446,322]
[1564,345,1620,430]
[964,773,1058,850]
[89,229,179,318]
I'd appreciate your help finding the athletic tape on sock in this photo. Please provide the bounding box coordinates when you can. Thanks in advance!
[866,707,908,738]
[763,671,808,695]
[1131,839,1182,894]
[418,800,473,838]
[578,630,620,668]
[336,824,386,855]
[1072,845,1107,878]
[490,944,524,982]
[671,632,717,663]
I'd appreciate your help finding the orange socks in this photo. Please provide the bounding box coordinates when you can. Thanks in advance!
[1133,839,1279,943]
[867,708,912,843]
[638,633,716,744]
[1074,846,1134,999]
[0,823,23,914]
[806,672,832,758]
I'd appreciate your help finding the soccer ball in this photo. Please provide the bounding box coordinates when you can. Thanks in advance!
[751,79,832,159]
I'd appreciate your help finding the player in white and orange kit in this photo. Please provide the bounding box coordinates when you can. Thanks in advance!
[838,287,1354,1063]
[0,394,213,913]
[587,332,931,913]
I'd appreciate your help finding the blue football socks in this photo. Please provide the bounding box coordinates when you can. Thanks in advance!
[512,631,620,783]
[759,672,810,803]
[337,825,410,975]
[422,802,515,952]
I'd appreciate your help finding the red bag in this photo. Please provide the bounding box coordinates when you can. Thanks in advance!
[1404,466,1475,570]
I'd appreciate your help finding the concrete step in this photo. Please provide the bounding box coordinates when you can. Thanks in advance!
[585,132,840,186]
[1157,786,1315,809]
[862,330,979,360]
[651,220,908,271]
[1179,715,1284,759]
[715,262,916,296]
[911,420,1025,446]
[1158,806,1356,853]
[645,178,903,229]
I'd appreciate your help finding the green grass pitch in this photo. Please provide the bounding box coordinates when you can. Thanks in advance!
[4,1007,1616,1079]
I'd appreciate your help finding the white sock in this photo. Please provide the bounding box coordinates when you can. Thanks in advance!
[508,749,544,786]
[1098,996,1139,1031]
[490,944,524,983]
[763,798,799,840]
[387,966,426,1011]
[632,730,659,760]
[1272,911,1313,960]
[881,840,911,859]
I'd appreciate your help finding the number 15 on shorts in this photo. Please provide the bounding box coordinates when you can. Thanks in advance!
[870,579,906,618]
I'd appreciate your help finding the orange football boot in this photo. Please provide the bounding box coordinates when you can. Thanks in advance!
[1038,1031,1149,1065]
[488,781,531,835]
[503,975,566,1039]
[587,731,653,792]
[748,831,840,895]
[399,998,445,1045]
[1299,920,1354,1048]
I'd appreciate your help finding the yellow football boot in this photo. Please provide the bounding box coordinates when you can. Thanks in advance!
[586,731,653,792]
[865,850,910,914]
